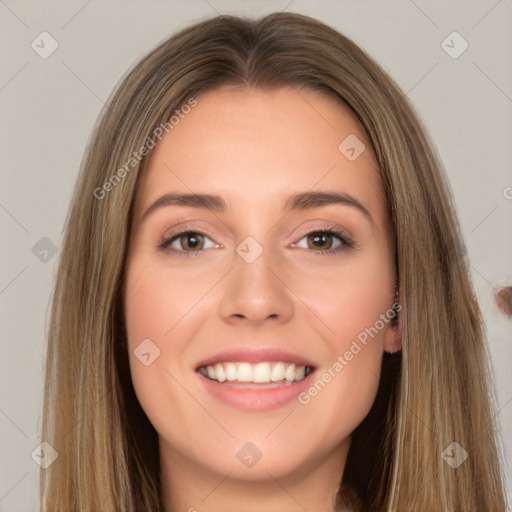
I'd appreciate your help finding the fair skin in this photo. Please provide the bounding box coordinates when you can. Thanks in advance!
[124,86,401,512]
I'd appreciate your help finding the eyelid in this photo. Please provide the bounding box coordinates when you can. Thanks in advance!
[161,219,351,242]
[161,221,221,242]
[291,220,353,242]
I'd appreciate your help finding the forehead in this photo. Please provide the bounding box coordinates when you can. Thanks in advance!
[133,86,386,224]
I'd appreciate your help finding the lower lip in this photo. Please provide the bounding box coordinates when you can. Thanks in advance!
[196,370,316,411]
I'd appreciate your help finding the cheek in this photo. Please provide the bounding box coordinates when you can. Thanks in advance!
[123,259,196,399]
[300,246,395,350]
[124,257,209,347]
[123,258,212,444]
[294,247,394,429]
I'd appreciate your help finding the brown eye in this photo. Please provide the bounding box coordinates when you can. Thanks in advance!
[179,232,204,250]
[307,232,334,250]
[158,230,217,254]
[292,229,354,255]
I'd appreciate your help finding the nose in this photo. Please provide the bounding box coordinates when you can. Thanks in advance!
[218,242,295,326]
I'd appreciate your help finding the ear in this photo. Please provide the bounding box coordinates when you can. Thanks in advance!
[383,321,401,354]
[384,283,402,353]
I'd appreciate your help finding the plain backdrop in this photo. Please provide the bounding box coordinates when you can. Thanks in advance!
[1,1,511,510]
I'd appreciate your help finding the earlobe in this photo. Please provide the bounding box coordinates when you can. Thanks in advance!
[384,323,402,354]
[384,283,402,353]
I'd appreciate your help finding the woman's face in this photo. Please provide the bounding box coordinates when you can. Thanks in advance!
[124,86,399,488]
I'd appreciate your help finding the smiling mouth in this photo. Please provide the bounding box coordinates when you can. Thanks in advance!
[197,361,315,385]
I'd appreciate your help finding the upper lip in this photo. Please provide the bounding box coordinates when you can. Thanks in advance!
[195,346,317,370]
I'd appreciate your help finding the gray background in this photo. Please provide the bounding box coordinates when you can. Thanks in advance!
[1,1,511,510]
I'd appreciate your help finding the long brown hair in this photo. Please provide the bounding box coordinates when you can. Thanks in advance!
[40,12,508,511]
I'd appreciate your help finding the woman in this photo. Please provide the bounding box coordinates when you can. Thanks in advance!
[39,12,508,511]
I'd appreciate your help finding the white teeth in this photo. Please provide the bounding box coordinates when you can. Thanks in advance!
[237,363,253,382]
[294,365,305,381]
[213,363,226,382]
[225,363,237,381]
[200,361,312,384]
[285,363,296,382]
[271,362,285,381]
[253,362,271,382]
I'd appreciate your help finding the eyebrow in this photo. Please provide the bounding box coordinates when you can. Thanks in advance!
[140,190,373,223]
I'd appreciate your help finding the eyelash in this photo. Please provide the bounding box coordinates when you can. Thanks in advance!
[158,227,354,257]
